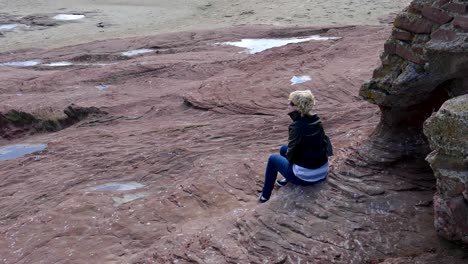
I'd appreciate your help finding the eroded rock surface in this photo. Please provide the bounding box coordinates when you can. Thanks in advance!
[424,94,468,245]
[0,25,466,263]
[360,0,468,163]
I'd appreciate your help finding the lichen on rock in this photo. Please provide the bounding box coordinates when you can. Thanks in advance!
[424,94,468,245]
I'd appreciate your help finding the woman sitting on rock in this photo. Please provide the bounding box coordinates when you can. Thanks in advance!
[259,90,330,203]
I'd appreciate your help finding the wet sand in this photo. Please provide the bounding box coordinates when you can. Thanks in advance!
[0,0,411,52]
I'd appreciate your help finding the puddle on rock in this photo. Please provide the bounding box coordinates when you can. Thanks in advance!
[121,49,154,57]
[291,75,312,85]
[0,60,41,67]
[216,35,341,54]
[95,84,108,91]
[84,182,145,191]
[53,14,85,21]
[0,144,47,161]
[44,61,73,67]
[0,24,18,30]
[112,192,148,206]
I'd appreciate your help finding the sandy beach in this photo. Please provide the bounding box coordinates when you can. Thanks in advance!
[0,0,411,52]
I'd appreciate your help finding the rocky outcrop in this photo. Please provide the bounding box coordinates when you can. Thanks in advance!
[360,0,468,163]
[63,104,105,121]
[0,105,106,139]
[424,94,468,245]
[1,24,467,263]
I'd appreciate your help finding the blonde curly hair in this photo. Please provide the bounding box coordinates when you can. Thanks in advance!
[288,90,316,116]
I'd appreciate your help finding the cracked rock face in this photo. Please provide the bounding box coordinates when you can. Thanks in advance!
[424,94,468,245]
[359,0,468,163]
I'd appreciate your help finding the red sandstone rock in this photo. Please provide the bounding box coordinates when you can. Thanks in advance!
[431,28,457,41]
[7,25,453,264]
[436,0,451,8]
[408,0,428,14]
[384,41,397,54]
[0,113,7,127]
[392,28,413,41]
[422,6,454,24]
[423,88,468,246]
[0,4,467,264]
[453,16,468,32]
[433,195,468,243]
[444,2,468,14]
[395,43,426,64]
[394,13,434,33]
[412,46,424,54]
[361,0,468,249]
[360,0,468,167]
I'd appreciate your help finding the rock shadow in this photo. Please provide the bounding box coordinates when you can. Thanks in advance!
[0,104,106,139]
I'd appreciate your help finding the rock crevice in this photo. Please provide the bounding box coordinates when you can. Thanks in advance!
[0,104,106,139]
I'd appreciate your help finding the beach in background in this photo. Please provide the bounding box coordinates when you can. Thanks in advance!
[0,0,411,52]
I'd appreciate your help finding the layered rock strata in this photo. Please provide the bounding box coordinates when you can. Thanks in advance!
[1,24,467,263]
[0,105,106,139]
[424,94,468,245]
[360,0,468,163]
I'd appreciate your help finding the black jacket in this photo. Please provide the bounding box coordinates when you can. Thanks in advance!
[286,111,328,169]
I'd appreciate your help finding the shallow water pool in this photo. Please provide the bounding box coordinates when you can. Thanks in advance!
[0,24,17,30]
[95,85,107,91]
[45,61,73,67]
[217,35,341,54]
[0,144,47,161]
[84,182,145,191]
[121,49,154,57]
[0,60,41,67]
[53,14,85,21]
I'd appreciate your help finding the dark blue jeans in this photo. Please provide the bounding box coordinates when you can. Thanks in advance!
[261,145,314,199]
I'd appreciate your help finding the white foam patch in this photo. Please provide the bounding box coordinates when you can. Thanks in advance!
[291,75,312,85]
[44,61,73,67]
[53,14,85,21]
[0,60,41,67]
[217,35,341,54]
[0,24,17,30]
[121,49,154,57]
